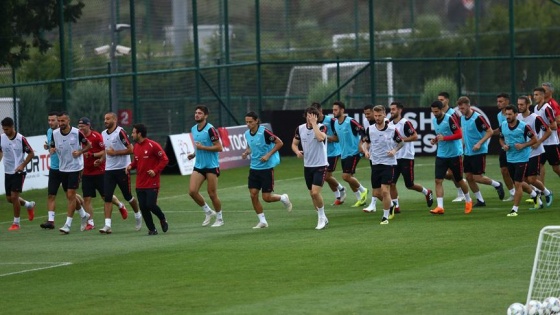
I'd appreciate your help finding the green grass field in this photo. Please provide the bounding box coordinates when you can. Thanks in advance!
[1,156,558,314]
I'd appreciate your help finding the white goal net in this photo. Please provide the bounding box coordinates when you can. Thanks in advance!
[282,61,393,110]
[526,226,560,304]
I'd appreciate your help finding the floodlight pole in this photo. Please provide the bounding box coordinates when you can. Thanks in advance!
[110,0,118,114]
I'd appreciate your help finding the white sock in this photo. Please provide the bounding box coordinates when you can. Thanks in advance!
[512,205,519,212]
[202,203,212,213]
[392,198,399,207]
[65,217,73,227]
[543,188,551,196]
[105,218,112,227]
[474,191,483,202]
[135,212,142,219]
[257,213,267,223]
[88,219,94,225]
[491,180,500,188]
[48,210,55,221]
[422,187,428,195]
[383,209,390,218]
[437,197,444,208]
[358,185,366,193]
[216,211,223,220]
[457,187,464,197]
[24,201,32,208]
[118,202,124,208]
[464,193,471,202]
[334,190,340,198]
[337,184,344,191]
[280,194,288,203]
[354,191,361,199]
[369,197,377,207]
[317,207,325,218]
[78,207,87,218]
[509,188,515,196]
[14,217,20,224]
[530,190,537,198]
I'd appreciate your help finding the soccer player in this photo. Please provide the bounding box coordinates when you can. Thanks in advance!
[386,101,434,213]
[532,87,560,187]
[241,111,292,229]
[429,101,472,215]
[493,93,515,201]
[291,107,329,230]
[331,101,368,208]
[361,105,378,211]
[499,105,537,216]
[99,112,143,234]
[542,82,560,137]
[0,117,36,231]
[78,117,128,231]
[40,111,61,229]
[310,102,346,205]
[127,124,169,235]
[187,105,224,227]
[517,96,553,209]
[438,92,467,203]
[361,105,404,224]
[456,96,505,207]
[49,112,92,234]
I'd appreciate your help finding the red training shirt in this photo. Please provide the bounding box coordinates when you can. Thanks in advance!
[129,138,169,189]
[83,130,105,176]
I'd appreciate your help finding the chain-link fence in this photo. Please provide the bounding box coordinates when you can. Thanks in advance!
[1,0,560,145]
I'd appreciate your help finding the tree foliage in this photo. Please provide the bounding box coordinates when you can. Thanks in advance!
[0,0,84,68]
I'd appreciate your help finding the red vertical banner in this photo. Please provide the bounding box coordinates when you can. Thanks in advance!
[118,109,132,126]
[218,127,231,147]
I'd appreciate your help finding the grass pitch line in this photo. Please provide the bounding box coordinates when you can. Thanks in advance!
[0,262,72,278]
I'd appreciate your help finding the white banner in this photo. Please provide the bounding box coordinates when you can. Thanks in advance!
[0,134,52,195]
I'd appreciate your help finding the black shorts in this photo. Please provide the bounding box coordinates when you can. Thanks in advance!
[499,150,508,168]
[327,155,340,172]
[526,155,541,177]
[104,169,132,203]
[435,156,463,181]
[540,145,560,166]
[507,162,528,182]
[48,168,63,195]
[82,174,105,198]
[248,168,275,193]
[193,167,221,178]
[5,172,26,194]
[303,166,327,190]
[60,171,81,191]
[370,164,395,189]
[393,158,415,188]
[463,154,486,175]
[341,154,361,174]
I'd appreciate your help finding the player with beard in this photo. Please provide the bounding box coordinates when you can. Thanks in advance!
[77,117,129,231]
[361,105,404,225]
[532,87,560,187]
[187,105,224,227]
[517,96,553,209]
[99,112,143,234]
[387,101,434,213]
[0,117,36,231]
[492,93,516,201]
[456,97,505,208]
[429,101,472,215]
[331,101,368,208]
[499,105,537,216]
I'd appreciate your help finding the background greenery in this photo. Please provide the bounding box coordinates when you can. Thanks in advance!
[1,156,557,314]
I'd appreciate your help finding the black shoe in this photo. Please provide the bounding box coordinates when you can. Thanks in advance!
[495,182,505,200]
[473,200,486,207]
[148,230,158,236]
[40,221,55,229]
[160,220,168,233]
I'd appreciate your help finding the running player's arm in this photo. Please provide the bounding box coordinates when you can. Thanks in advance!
[151,140,169,174]
[361,127,370,159]
[534,116,551,148]
[291,126,303,158]
[262,129,283,161]
[73,131,91,158]
[401,121,418,142]
[474,116,493,150]
[441,116,462,141]
[515,125,537,150]
[197,127,223,152]
[545,107,557,130]
[18,136,35,172]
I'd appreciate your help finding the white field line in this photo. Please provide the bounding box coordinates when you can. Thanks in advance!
[0,262,72,277]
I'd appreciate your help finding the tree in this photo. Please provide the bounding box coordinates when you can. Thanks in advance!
[0,0,84,68]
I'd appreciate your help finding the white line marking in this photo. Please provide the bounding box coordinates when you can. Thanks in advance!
[0,262,72,277]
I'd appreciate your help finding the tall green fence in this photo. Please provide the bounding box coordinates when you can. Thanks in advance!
[1,0,560,145]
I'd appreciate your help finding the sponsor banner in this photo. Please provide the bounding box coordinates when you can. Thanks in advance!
[168,123,273,175]
[265,107,501,157]
[0,134,53,195]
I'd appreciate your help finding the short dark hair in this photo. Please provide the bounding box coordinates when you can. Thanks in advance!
[57,111,69,117]
[431,101,444,109]
[438,92,450,99]
[133,123,147,137]
[363,104,374,111]
[245,111,259,121]
[48,111,59,116]
[533,87,546,94]
[333,101,345,110]
[505,104,518,113]
[390,101,404,109]
[1,117,14,127]
[304,107,321,117]
[496,93,510,100]
[518,96,531,105]
[195,105,209,115]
